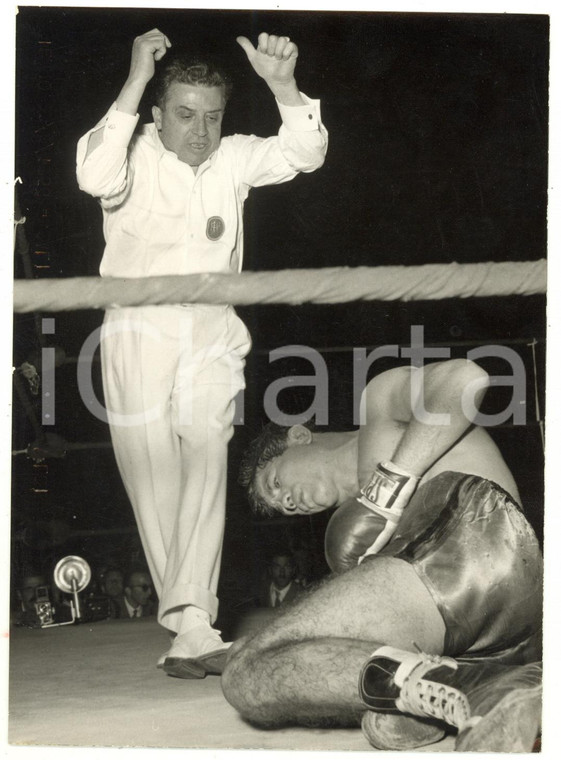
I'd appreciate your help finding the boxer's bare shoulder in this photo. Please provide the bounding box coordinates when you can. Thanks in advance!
[424,427,521,503]
[358,362,520,503]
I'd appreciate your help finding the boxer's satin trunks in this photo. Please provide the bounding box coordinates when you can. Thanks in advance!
[370,471,543,664]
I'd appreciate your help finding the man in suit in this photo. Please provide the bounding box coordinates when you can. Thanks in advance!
[12,570,49,627]
[259,552,303,608]
[99,566,125,618]
[115,568,157,619]
[234,551,305,640]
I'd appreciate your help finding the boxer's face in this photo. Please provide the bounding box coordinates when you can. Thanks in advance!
[152,83,225,167]
[255,440,342,516]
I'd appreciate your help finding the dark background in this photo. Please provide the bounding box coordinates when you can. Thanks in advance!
[12,7,548,632]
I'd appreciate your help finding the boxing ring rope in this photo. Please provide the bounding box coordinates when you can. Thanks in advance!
[12,259,546,460]
[13,259,546,313]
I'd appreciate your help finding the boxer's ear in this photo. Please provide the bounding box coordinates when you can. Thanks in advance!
[286,425,313,446]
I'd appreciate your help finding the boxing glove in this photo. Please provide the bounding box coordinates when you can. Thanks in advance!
[324,461,419,573]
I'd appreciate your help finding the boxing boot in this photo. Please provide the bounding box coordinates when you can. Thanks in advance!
[359,647,472,728]
[361,711,446,750]
[359,646,541,752]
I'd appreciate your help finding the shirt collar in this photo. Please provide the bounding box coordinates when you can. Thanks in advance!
[270,582,291,600]
[124,596,141,617]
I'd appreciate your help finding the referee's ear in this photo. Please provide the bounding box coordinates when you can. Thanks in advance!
[152,105,163,131]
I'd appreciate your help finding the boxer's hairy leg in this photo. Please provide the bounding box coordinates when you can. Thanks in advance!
[222,557,446,727]
[224,635,374,727]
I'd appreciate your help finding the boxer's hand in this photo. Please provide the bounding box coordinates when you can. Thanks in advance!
[325,498,387,573]
[236,33,298,86]
[324,462,419,573]
[128,28,171,86]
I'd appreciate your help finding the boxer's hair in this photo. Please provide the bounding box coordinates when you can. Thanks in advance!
[152,54,233,109]
[239,421,314,517]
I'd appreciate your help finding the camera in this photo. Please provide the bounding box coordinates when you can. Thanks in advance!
[33,585,54,626]
[19,556,102,628]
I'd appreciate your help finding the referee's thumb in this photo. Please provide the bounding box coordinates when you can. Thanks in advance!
[236,36,254,59]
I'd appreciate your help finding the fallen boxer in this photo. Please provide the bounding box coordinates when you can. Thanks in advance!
[222,358,542,752]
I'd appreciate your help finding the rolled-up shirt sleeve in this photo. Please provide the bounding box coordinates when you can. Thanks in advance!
[76,103,139,206]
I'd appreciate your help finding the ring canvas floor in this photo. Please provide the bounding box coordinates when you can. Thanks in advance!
[7,616,456,753]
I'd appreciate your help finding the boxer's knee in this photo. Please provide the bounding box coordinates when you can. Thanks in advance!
[222,644,264,720]
[221,650,244,710]
[222,638,285,725]
[227,634,251,661]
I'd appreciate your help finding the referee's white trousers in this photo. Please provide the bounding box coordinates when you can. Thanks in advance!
[100,304,251,634]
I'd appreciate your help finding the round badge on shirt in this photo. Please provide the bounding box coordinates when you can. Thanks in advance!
[206,216,225,241]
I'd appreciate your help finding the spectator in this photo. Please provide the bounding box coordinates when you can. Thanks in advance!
[258,552,304,608]
[12,570,49,627]
[99,566,125,618]
[114,568,157,619]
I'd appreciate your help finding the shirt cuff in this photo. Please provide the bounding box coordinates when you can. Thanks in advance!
[100,102,140,146]
[276,92,321,132]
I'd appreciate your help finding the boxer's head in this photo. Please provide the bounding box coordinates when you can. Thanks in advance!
[240,422,341,517]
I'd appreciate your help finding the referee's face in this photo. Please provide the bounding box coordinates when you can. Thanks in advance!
[152,82,226,168]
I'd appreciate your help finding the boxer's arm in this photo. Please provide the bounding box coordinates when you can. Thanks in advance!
[326,360,490,570]
[358,359,490,486]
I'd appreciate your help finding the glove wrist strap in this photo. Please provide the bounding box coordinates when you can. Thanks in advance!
[359,461,419,517]
[380,460,420,481]
[357,494,402,523]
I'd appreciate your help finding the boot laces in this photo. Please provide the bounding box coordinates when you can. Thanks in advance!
[397,654,471,730]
